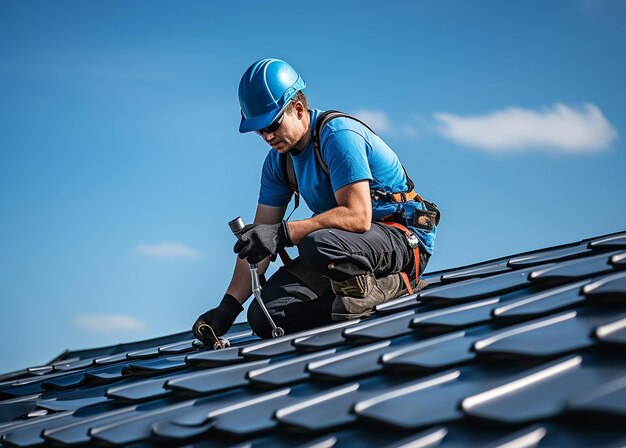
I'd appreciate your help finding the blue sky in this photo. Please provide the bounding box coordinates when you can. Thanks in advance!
[1,0,625,373]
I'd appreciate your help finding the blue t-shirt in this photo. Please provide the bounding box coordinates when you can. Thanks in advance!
[258,109,436,254]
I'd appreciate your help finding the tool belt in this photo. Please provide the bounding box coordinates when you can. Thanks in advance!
[377,188,440,295]
[372,188,441,231]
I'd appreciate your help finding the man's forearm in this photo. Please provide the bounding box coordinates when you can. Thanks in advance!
[288,205,371,245]
[225,256,271,304]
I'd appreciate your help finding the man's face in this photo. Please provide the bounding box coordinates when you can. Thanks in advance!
[257,102,308,154]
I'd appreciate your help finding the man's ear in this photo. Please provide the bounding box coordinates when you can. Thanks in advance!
[295,101,305,118]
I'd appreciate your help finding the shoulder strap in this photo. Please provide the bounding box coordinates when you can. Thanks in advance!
[281,153,300,218]
[282,110,416,209]
[313,110,377,175]
[313,110,415,193]
[282,152,298,192]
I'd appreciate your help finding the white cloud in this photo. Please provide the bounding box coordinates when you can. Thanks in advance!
[434,103,618,153]
[136,243,202,260]
[351,109,418,138]
[73,314,146,333]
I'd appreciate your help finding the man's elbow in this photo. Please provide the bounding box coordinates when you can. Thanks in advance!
[358,220,372,233]
[354,210,372,233]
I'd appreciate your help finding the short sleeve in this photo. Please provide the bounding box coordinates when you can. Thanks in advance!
[258,150,293,207]
[321,129,373,192]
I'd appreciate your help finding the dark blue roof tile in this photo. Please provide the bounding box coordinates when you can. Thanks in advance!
[461,355,624,423]
[307,341,392,380]
[374,294,420,313]
[42,405,138,446]
[382,426,448,448]
[37,393,111,412]
[164,360,270,395]
[94,352,130,366]
[588,233,626,250]
[492,280,589,319]
[343,311,416,342]
[274,383,363,431]
[583,271,626,299]
[150,419,213,442]
[567,374,626,417]
[85,363,131,383]
[529,251,624,283]
[241,322,355,359]
[126,347,161,360]
[381,332,475,371]
[0,411,75,447]
[0,398,38,424]
[25,366,54,376]
[41,371,86,390]
[353,370,466,428]
[157,340,198,355]
[593,313,626,346]
[612,252,626,267]
[291,323,358,350]
[480,424,547,448]
[508,244,590,268]
[411,298,501,332]
[537,421,626,448]
[185,346,245,367]
[418,268,535,304]
[122,354,188,375]
[52,358,95,372]
[210,388,298,435]
[473,312,594,358]
[441,261,511,283]
[168,388,260,427]
[106,377,174,403]
[247,349,338,387]
[88,398,200,446]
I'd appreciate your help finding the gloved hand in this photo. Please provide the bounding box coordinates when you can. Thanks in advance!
[192,294,243,346]
[233,221,293,264]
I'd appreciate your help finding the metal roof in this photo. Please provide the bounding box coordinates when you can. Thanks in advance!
[1,231,625,447]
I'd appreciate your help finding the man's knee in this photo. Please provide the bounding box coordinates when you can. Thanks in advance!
[246,301,274,339]
[298,229,336,273]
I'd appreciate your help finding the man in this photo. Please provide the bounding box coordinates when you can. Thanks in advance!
[193,58,438,343]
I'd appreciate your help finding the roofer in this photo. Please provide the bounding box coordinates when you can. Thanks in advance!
[193,58,439,343]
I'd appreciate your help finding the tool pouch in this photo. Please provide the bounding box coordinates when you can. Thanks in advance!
[412,200,440,231]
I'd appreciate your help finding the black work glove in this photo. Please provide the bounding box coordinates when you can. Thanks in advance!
[192,294,243,346]
[233,221,293,264]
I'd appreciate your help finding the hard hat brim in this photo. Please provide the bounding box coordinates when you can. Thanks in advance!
[239,108,281,133]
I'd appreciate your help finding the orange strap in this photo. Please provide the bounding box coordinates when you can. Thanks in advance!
[373,189,424,204]
[390,190,423,203]
[381,221,420,295]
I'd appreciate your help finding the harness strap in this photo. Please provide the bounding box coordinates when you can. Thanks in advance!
[283,154,300,220]
[371,188,424,204]
[381,221,420,295]
[282,110,422,221]
[277,250,292,265]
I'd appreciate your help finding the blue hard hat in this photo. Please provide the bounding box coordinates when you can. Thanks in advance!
[238,58,306,133]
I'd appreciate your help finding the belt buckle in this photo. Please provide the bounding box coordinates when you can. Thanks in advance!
[406,231,420,249]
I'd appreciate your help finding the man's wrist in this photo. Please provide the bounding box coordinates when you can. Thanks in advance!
[281,221,294,247]
[220,294,244,314]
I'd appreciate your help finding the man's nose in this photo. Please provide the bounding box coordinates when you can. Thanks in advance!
[262,132,274,142]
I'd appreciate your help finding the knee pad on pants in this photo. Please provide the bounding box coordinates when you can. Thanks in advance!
[298,230,331,273]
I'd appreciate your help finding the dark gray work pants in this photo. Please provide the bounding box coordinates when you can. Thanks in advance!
[247,222,430,339]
